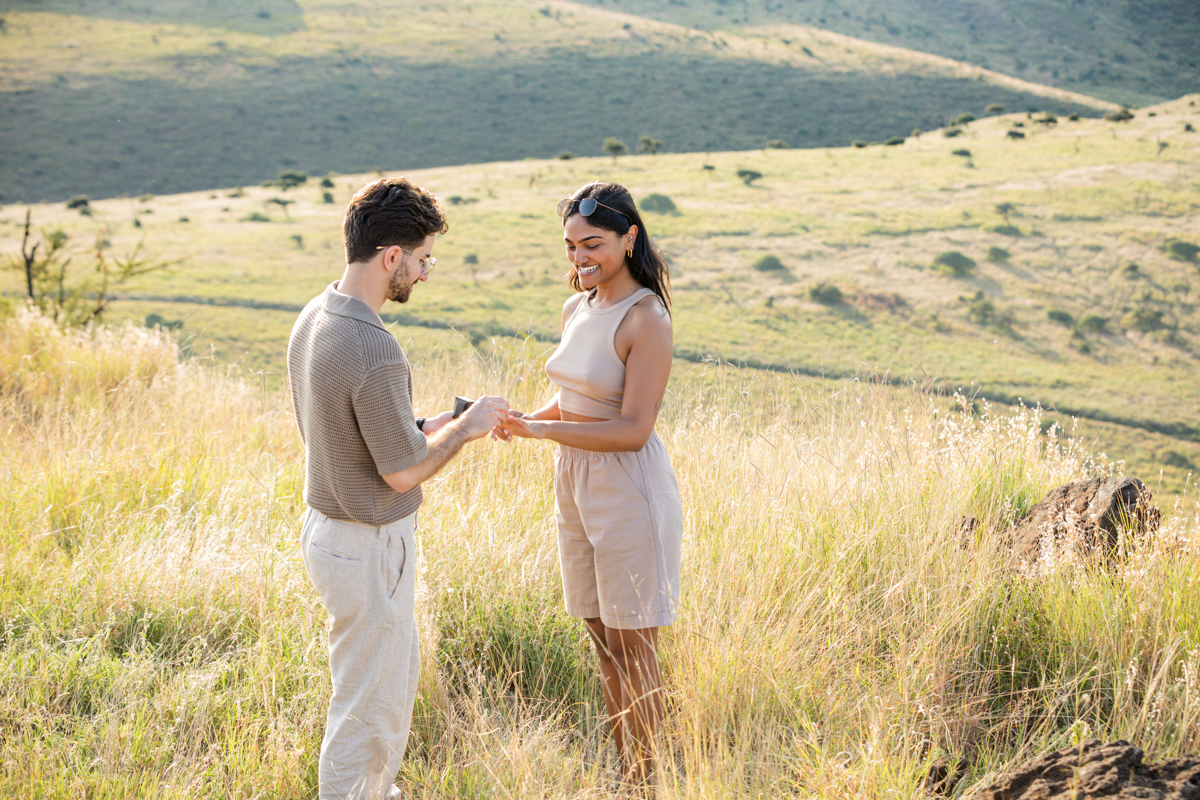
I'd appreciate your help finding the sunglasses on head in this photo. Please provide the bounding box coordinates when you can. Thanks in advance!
[557,196,630,221]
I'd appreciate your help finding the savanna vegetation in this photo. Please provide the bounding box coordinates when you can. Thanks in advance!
[4,95,1199,492]
[0,0,1113,203]
[2,306,1197,798]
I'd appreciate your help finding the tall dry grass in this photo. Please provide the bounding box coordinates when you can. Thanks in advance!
[1,307,1197,799]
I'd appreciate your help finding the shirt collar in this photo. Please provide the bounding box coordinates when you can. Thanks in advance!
[322,282,388,332]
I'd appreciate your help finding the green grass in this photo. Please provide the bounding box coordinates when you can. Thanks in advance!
[0,0,1115,203]
[4,94,1199,491]
[2,309,1198,797]
[583,0,1200,107]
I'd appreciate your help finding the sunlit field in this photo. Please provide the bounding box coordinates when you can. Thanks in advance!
[2,307,1197,798]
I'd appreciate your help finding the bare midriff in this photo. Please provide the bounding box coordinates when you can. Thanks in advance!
[560,410,608,424]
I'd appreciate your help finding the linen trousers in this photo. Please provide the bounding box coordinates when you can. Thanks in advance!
[301,508,420,800]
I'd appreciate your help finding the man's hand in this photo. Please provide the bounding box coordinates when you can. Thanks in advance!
[420,410,455,436]
[458,395,509,440]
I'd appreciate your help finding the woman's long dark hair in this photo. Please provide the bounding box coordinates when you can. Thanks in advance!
[561,182,672,315]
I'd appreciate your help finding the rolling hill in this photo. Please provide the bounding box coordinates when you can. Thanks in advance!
[0,0,1116,203]
[3,95,1198,491]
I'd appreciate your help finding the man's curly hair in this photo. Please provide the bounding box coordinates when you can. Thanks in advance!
[343,178,448,264]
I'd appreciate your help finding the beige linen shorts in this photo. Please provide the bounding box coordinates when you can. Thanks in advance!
[555,432,683,630]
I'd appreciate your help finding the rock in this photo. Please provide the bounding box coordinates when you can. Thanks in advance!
[976,739,1200,799]
[1006,477,1160,566]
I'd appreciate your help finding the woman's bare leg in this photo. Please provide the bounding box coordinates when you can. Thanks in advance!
[585,620,663,783]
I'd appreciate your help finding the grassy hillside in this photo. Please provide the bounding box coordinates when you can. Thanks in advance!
[3,93,1199,492]
[586,0,1200,108]
[0,0,1114,203]
[2,310,1197,797]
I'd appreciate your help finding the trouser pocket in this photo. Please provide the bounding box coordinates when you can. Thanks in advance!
[386,532,406,599]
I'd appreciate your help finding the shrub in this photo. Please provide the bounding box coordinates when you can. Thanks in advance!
[752,255,786,272]
[737,169,763,186]
[986,103,1006,115]
[66,195,90,210]
[637,135,663,154]
[932,251,976,276]
[602,137,628,161]
[702,164,715,171]
[274,170,308,190]
[1186,123,1196,132]
[953,113,976,125]
[766,139,789,149]
[1035,113,1058,125]
[463,254,479,265]
[1104,107,1134,122]
[884,136,905,146]
[1160,450,1196,470]
[1121,307,1167,333]
[1120,263,1140,279]
[1078,313,1109,333]
[985,246,1010,263]
[1006,130,1026,139]
[137,194,154,202]
[943,127,964,138]
[322,192,334,204]
[852,140,868,148]
[1047,309,1074,327]
[557,152,575,160]
[1068,113,1081,121]
[319,175,335,189]
[952,148,971,157]
[991,224,1021,236]
[1164,239,1199,262]
[808,282,843,305]
[241,212,271,222]
[640,194,677,214]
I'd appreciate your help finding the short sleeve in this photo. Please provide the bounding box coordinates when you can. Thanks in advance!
[352,360,430,476]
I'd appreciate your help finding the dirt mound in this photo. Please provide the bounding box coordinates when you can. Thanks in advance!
[976,740,1200,799]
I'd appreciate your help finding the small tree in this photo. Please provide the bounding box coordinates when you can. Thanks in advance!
[932,251,976,276]
[766,139,789,149]
[985,103,1006,115]
[737,169,763,186]
[602,137,628,163]
[1104,108,1134,122]
[640,194,677,214]
[637,135,663,154]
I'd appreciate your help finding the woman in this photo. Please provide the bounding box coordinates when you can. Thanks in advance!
[501,182,683,783]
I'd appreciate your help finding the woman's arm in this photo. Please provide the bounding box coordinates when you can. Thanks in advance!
[503,297,672,452]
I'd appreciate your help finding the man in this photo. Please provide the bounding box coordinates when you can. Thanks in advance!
[287,177,508,799]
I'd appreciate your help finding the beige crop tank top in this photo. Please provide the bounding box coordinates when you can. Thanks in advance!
[544,287,658,419]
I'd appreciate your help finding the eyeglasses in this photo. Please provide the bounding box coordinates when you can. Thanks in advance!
[376,244,436,276]
[557,196,630,222]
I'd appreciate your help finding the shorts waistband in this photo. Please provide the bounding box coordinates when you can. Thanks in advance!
[558,431,660,461]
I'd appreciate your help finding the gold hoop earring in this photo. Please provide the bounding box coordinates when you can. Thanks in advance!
[627,247,634,258]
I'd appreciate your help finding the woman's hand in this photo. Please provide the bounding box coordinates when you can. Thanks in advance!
[501,411,546,440]
[491,410,523,442]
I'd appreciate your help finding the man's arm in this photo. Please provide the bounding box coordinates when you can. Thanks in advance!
[381,396,508,494]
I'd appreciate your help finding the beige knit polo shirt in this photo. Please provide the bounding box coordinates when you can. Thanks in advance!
[287,283,429,526]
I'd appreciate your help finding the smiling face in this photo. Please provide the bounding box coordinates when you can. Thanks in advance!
[384,234,435,304]
[563,215,638,291]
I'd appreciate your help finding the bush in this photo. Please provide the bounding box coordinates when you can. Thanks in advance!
[640,194,677,214]
[953,113,976,125]
[1161,450,1196,470]
[985,246,1010,263]
[752,255,786,272]
[1120,307,1167,333]
[943,127,964,138]
[766,139,789,149]
[884,136,905,146]
[852,140,868,148]
[1068,113,1081,121]
[1164,239,1199,262]
[1186,123,1196,132]
[241,212,271,222]
[985,103,1006,115]
[991,224,1021,236]
[66,195,90,210]
[1035,113,1058,125]
[1104,108,1134,122]
[319,175,335,189]
[808,282,843,305]
[1047,309,1074,327]
[1078,313,1109,333]
[737,169,763,186]
[557,152,575,160]
[637,135,663,154]
[267,170,307,190]
[952,148,971,157]
[932,251,976,276]
[1006,130,1026,139]
[1120,263,1140,279]
[322,192,334,204]
[463,254,479,265]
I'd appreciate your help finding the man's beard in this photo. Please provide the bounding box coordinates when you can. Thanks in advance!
[386,259,414,304]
